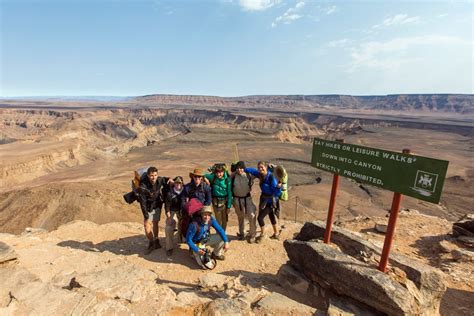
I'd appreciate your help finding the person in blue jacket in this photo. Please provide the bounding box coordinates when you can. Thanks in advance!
[245,161,282,243]
[186,205,230,268]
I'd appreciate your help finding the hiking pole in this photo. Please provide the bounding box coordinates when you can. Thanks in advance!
[378,148,410,273]
[323,139,344,244]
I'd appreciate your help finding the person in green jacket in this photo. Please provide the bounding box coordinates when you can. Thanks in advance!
[205,164,233,231]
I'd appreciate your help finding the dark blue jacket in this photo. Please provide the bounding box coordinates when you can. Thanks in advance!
[186,216,229,253]
[182,181,212,209]
[245,168,281,202]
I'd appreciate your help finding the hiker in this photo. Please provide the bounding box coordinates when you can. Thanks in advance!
[137,166,170,254]
[245,161,282,243]
[231,161,257,243]
[164,176,185,256]
[205,164,232,231]
[182,168,212,207]
[186,205,229,268]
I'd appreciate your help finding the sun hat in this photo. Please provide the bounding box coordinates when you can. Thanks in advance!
[189,168,205,178]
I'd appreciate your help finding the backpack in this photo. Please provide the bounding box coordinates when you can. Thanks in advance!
[268,164,288,201]
[132,167,149,191]
[181,198,203,239]
[123,167,149,204]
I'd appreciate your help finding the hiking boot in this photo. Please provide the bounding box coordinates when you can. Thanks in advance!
[256,235,266,244]
[166,249,173,256]
[154,239,162,249]
[144,241,154,255]
[237,233,245,241]
[212,253,225,261]
[248,237,256,244]
[270,234,280,240]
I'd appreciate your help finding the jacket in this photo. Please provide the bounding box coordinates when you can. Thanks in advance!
[245,168,281,202]
[182,181,212,208]
[138,175,169,216]
[164,186,184,213]
[186,216,229,253]
[205,173,233,209]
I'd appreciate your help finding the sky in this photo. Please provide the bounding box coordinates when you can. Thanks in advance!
[0,0,472,97]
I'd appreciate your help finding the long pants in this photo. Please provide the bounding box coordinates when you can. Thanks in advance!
[233,196,257,239]
[165,211,179,250]
[258,203,277,227]
[213,203,228,231]
[192,234,225,267]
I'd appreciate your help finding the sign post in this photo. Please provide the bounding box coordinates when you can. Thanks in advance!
[311,138,449,272]
[324,139,344,244]
[378,148,410,272]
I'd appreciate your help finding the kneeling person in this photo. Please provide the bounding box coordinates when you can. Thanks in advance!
[186,206,229,269]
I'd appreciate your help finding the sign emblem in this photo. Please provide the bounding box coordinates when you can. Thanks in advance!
[414,170,438,193]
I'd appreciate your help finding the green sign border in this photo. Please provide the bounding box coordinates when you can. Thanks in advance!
[311,138,449,204]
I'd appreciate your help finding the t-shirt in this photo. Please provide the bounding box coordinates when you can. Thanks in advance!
[233,173,251,198]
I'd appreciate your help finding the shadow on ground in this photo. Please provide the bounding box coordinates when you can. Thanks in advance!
[412,234,447,266]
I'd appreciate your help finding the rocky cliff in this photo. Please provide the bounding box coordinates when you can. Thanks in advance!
[135,94,474,114]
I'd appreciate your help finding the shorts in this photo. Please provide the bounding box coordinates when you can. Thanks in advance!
[144,208,162,222]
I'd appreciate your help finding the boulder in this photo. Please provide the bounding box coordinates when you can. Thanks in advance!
[295,220,446,315]
[277,263,322,298]
[202,298,249,316]
[439,239,457,253]
[374,224,387,234]
[327,296,382,316]
[235,288,268,308]
[452,216,474,237]
[199,273,231,291]
[176,291,212,306]
[457,236,474,248]
[451,248,474,262]
[255,292,317,315]
[0,242,17,263]
[285,240,420,315]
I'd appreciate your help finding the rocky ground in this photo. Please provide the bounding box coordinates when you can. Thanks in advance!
[1,211,472,315]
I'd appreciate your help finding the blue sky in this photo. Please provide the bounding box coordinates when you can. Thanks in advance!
[1,0,472,97]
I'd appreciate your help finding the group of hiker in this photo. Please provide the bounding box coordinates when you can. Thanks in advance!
[125,161,287,269]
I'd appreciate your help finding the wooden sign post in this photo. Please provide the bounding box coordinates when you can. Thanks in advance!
[311,139,449,272]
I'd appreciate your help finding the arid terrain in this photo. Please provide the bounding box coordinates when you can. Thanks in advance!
[0,94,473,314]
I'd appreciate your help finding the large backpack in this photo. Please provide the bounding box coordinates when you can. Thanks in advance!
[269,164,288,201]
[132,167,149,191]
[180,198,203,239]
[123,167,149,204]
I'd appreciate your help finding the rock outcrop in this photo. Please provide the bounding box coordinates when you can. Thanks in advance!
[283,221,447,315]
